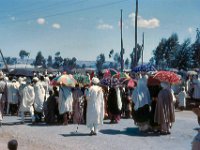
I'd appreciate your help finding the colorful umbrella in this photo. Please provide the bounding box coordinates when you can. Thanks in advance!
[132,63,157,73]
[153,71,181,84]
[51,74,77,87]
[103,68,118,78]
[122,78,137,88]
[187,70,197,75]
[74,74,90,86]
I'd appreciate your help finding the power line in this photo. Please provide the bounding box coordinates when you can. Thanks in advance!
[1,0,129,25]
[0,0,90,20]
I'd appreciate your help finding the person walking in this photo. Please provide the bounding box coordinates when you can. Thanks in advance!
[86,77,104,135]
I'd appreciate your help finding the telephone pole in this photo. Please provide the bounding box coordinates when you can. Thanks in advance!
[120,9,124,72]
[142,32,144,65]
[134,0,138,67]
[0,49,9,72]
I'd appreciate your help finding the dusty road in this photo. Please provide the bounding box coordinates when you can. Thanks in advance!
[0,111,198,150]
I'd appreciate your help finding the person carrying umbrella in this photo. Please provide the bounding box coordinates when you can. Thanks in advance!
[154,82,175,135]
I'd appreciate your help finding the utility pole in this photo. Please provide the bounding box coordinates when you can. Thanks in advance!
[134,0,138,67]
[120,9,124,72]
[142,32,144,65]
[0,49,9,72]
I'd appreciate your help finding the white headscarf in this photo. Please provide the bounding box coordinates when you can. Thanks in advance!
[132,78,151,110]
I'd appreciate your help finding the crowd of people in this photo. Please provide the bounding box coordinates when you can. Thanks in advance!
[0,69,199,136]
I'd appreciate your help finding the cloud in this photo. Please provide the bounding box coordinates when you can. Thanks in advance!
[188,27,193,34]
[10,16,16,21]
[52,23,61,29]
[129,13,160,29]
[97,23,113,30]
[37,18,45,25]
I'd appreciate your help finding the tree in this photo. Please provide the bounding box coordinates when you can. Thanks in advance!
[47,55,53,67]
[96,53,105,73]
[53,52,63,69]
[192,28,200,67]
[82,64,86,69]
[125,58,129,69]
[130,44,142,68]
[19,50,29,59]
[172,39,193,70]
[34,51,45,67]
[63,57,77,71]
[152,33,179,69]
[109,49,114,58]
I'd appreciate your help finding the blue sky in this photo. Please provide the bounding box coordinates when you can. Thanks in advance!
[0,0,199,63]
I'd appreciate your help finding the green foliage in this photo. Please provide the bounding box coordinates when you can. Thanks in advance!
[152,30,200,70]
[125,58,129,69]
[63,57,77,71]
[130,44,142,68]
[47,55,53,67]
[19,50,29,59]
[53,52,63,69]
[96,53,105,73]
[5,57,17,65]
[34,51,46,67]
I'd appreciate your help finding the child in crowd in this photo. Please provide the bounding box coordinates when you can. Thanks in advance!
[177,87,187,111]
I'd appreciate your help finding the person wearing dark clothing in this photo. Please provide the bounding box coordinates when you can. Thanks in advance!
[107,87,121,123]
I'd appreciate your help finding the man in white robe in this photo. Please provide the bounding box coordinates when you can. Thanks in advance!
[33,77,45,122]
[19,78,35,123]
[86,77,104,135]
[0,72,6,126]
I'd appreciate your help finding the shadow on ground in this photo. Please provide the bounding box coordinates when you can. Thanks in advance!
[100,127,161,137]
[60,132,90,137]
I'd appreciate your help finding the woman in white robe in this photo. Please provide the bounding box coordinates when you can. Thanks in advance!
[192,75,200,100]
[58,85,73,125]
[86,77,104,135]
[132,77,151,131]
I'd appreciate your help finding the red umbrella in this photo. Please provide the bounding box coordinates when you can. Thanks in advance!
[153,71,181,84]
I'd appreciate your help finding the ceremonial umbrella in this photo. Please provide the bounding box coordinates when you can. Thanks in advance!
[153,71,181,84]
[187,70,197,75]
[103,68,118,78]
[9,68,34,77]
[51,74,77,87]
[132,63,157,73]
[73,74,90,86]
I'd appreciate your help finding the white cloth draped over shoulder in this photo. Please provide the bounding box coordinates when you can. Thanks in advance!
[193,79,200,99]
[19,84,35,112]
[58,86,73,114]
[116,87,122,111]
[33,81,45,112]
[7,81,20,104]
[86,85,104,128]
[132,78,151,110]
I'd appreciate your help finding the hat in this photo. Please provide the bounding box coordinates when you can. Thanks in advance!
[32,77,39,82]
[0,71,4,79]
[92,77,100,85]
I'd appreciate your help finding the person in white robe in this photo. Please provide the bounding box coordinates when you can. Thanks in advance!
[33,77,45,122]
[177,87,187,110]
[19,78,35,123]
[58,85,73,125]
[132,77,151,131]
[0,72,6,126]
[86,77,104,135]
[192,75,200,100]
[6,79,20,115]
